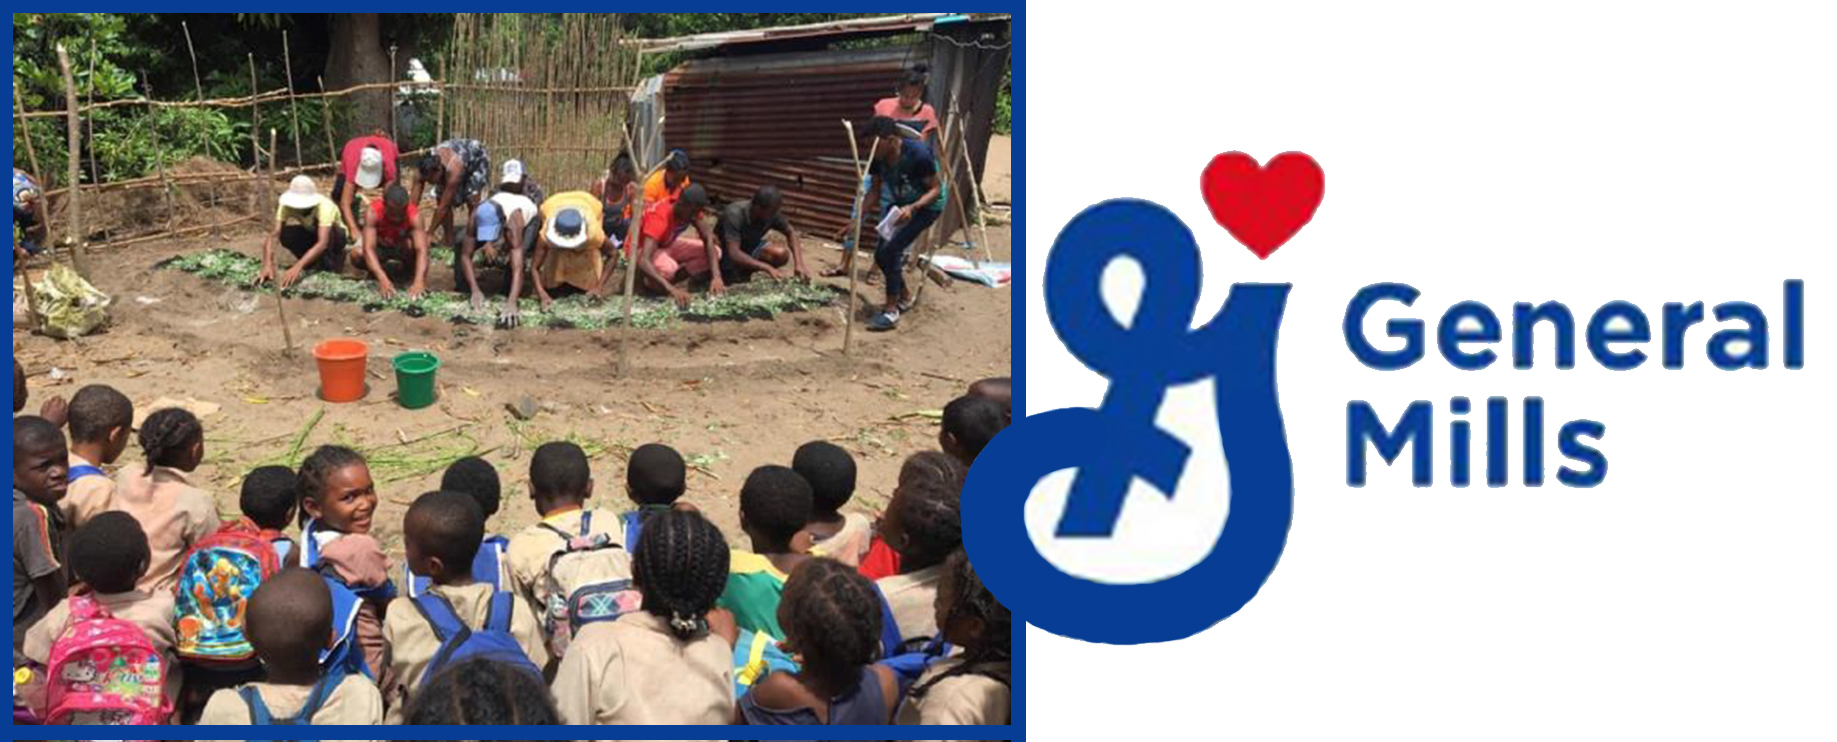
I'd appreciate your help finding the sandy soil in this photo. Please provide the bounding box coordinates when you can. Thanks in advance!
[14,224,1011,559]
[982,134,1012,205]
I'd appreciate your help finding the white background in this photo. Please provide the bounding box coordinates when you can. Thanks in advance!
[1023,2,1837,738]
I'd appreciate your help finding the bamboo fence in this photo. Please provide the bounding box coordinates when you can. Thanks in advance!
[10,14,641,266]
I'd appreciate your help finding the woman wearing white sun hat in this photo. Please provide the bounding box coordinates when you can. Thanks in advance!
[257,175,351,290]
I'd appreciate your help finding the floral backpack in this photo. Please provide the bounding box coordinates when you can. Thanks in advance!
[45,594,170,724]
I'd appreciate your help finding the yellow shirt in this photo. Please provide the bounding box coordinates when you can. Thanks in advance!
[537,191,609,291]
[274,196,341,231]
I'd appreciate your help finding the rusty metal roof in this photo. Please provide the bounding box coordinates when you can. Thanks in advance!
[662,45,929,249]
[626,13,1010,54]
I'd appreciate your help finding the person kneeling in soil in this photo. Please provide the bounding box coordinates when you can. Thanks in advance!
[257,175,353,290]
[358,185,430,300]
[416,138,491,249]
[531,191,609,310]
[458,181,542,327]
[617,184,724,309]
[716,185,810,283]
[13,168,50,261]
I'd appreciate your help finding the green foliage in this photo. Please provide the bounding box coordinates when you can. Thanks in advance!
[162,248,843,330]
[993,69,1011,136]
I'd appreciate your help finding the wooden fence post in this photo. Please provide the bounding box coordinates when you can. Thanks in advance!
[284,31,305,168]
[55,43,88,278]
[248,54,262,214]
[182,21,221,238]
[317,76,336,167]
[13,83,43,184]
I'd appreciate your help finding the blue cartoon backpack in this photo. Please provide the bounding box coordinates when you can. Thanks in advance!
[412,591,542,687]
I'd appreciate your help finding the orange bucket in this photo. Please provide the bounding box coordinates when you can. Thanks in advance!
[313,338,369,403]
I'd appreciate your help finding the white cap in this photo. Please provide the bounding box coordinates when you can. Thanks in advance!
[355,147,385,189]
[500,159,525,185]
[279,175,320,209]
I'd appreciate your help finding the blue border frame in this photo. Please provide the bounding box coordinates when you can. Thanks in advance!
[6,7,1023,740]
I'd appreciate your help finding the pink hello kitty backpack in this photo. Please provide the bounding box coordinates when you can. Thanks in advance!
[45,594,170,725]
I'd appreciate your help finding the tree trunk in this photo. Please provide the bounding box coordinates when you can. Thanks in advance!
[323,13,391,138]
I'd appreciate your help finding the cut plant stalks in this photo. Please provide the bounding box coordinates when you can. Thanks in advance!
[159,248,841,330]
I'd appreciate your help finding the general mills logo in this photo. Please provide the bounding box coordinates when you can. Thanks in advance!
[963,153,1322,644]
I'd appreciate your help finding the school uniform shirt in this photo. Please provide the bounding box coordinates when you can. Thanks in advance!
[718,551,791,640]
[809,511,874,568]
[110,465,222,595]
[22,589,181,710]
[894,657,1012,727]
[380,581,549,723]
[12,488,68,652]
[505,507,626,618]
[537,191,609,292]
[310,528,395,686]
[60,452,115,527]
[877,564,944,643]
[196,674,384,727]
[550,611,734,725]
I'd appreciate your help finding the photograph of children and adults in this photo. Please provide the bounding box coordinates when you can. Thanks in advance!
[10,11,1012,730]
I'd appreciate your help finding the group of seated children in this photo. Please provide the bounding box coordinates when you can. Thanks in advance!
[10,364,1012,727]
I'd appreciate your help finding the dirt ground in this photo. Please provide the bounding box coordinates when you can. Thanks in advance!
[13,222,1011,560]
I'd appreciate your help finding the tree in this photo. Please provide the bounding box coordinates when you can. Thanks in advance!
[323,14,391,136]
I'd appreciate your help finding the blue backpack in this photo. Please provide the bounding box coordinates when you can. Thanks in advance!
[238,669,343,727]
[317,576,372,680]
[405,535,509,598]
[620,505,672,549]
[412,590,542,687]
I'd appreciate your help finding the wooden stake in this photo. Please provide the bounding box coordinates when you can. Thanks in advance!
[437,56,447,144]
[266,126,294,356]
[388,45,398,144]
[181,21,205,101]
[284,31,304,168]
[248,55,262,214]
[620,117,667,329]
[909,111,974,309]
[316,75,336,167]
[142,72,176,233]
[841,120,879,356]
[84,41,99,186]
[55,44,87,278]
[957,116,995,264]
[270,129,280,199]
[182,21,220,238]
[13,83,43,185]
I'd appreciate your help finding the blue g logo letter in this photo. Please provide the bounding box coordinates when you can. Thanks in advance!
[962,199,1294,644]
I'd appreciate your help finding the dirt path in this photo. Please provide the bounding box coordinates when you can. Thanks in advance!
[14,226,1010,559]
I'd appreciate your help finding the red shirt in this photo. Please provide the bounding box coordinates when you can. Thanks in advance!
[340,136,399,185]
[874,97,940,140]
[635,197,687,255]
[368,199,418,246]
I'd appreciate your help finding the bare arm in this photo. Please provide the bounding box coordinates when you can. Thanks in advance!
[360,223,396,297]
[280,225,335,289]
[459,229,484,303]
[895,173,943,224]
[724,222,779,277]
[696,219,725,293]
[635,234,690,307]
[782,222,810,279]
[503,212,528,321]
[407,218,430,298]
[530,235,555,309]
[338,185,359,238]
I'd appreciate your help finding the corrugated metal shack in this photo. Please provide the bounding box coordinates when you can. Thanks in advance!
[628,14,1011,252]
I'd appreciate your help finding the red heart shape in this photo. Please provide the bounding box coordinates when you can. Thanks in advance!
[1199,151,1324,259]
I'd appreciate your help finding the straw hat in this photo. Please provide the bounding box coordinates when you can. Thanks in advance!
[545,207,588,249]
[279,175,321,209]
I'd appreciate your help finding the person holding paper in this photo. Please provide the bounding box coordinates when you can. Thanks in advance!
[862,116,947,332]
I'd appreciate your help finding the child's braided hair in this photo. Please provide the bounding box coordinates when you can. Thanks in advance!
[912,549,1012,698]
[632,509,730,640]
[137,407,203,475]
[296,445,367,527]
[892,473,963,567]
[780,557,883,692]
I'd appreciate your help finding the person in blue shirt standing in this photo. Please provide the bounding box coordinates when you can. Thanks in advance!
[862,116,947,332]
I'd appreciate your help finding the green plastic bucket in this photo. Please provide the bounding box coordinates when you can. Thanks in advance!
[392,351,441,409]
